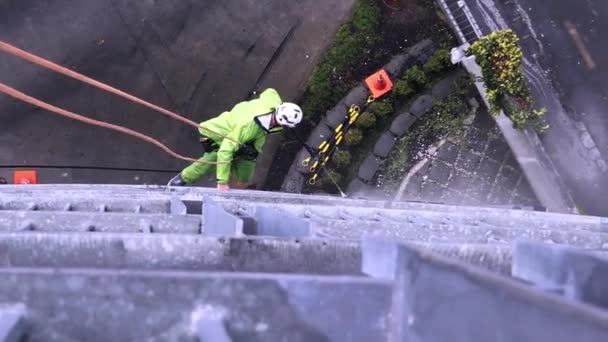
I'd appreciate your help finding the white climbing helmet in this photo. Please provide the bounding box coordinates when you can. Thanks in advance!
[275,102,303,128]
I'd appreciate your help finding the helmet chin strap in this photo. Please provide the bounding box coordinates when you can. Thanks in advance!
[270,109,279,128]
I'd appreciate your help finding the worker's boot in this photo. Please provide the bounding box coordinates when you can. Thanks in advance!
[167,173,188,187]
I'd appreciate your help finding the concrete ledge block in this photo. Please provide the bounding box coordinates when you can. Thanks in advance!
[362,238,608,341]
[0,303,27,342]
[203,197,243,236]
[513,240,608,309]
[0,270,392,341]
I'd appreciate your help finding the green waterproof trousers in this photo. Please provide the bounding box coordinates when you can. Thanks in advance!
[181,151,256,184]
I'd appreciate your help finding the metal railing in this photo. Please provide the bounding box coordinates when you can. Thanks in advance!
[437,0,483,44]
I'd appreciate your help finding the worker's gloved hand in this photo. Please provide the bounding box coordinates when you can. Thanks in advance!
[217,183,230,192]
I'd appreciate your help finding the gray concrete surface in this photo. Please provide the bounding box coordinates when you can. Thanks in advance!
[0,0,357,185]
[2,184,608,340]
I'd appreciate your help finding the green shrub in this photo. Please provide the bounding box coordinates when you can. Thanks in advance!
[393,80,414,100]
[368,101,393,119]
[316,169,342,188]
[332,150,352,169]
[423,49,452,75]
[403,65,428,89]
[356,111,377,128]
[344,128,363,146]
[468,29,546,130]
[351,0,381,33]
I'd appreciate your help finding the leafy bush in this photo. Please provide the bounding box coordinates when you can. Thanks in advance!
[316,169,342,188]
[344,128,363,146]
[332,150,352,169]
[393,80,414,100]
[368,101,393,119]
[469,30,529,112]
[403,65,428,89]
[356,111,377,128]
[383,136,410,188]
[468,29,546,131]
[423,49,452,75]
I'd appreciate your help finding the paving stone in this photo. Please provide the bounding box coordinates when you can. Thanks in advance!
[477,158,501,183]
[449,170,475,193]
[440,189,466,205]
[496,166,520,191]
[373,132,397,158]
[409,94,434,117]
[358,155,380,182]
[465,128,489,153]
[466,180,492,202]
[325,103,349,129]
[486,137,510,163]
[436,142,459,164]
[456,149,482,171]
[389,112,417,137]
[428,160,452,185]
[419,180,445,202]
[488,185,513,206]
[306,125,333,148]
[342,85,369,108]
[472,108,496,131]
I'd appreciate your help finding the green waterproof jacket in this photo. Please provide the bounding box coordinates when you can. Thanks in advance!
[199,88,283,184]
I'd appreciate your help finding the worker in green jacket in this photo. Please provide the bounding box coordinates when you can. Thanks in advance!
[168,88,303,191]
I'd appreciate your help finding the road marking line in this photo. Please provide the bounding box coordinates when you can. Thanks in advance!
[564,20,597,70]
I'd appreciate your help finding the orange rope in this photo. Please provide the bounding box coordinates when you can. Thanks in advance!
[0,40,241,146]
[0,82,229,165]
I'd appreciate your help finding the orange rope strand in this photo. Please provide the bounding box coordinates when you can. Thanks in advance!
[0,40,241,146]
[0,82,228,165]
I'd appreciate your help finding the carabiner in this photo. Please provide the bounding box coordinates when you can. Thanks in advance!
[308,174,318,185]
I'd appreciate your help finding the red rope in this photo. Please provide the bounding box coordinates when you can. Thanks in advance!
[0,82,229,165]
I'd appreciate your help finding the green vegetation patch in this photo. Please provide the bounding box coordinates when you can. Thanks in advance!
[469,29,547,131]
[301,0,381,122]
